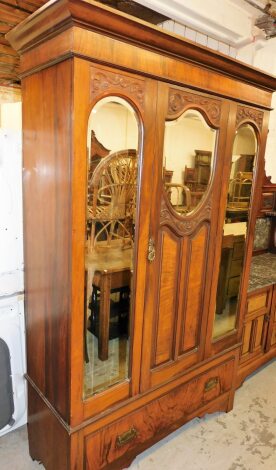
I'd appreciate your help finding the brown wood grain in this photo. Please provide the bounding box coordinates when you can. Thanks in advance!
[153,230,179,366]
[23,59,72,420]
[85,357,235,470]
[13,1,276,467]
[180,224,208,354]
[247,292,269,313]
[28,385,70,470]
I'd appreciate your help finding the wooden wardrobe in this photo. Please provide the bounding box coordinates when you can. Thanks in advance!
[7,1,276,469]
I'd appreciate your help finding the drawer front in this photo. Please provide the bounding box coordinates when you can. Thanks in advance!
[227,276,240,297]
[229,258,243,277]
[232,241,244,260]
[247,290,270,315]
[84,358,235,470]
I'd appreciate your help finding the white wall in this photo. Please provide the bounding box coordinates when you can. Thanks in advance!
[87,99,138,155]
[0,101,23,296]
[0,94,26,436]
[164,114,216,186]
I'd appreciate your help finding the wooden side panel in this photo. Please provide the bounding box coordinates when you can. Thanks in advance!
[22,60,72,420]
[241,321,252,356]
[180,225,208,354]
[28,385,70,470]
[271,325,276,347]
[153,231,179,366]
[254,316,265,351]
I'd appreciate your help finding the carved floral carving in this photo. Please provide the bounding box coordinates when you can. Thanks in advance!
[236,106,263,130]
[168,89,221,127]
[91,68,144,107]
[160,197,212,236]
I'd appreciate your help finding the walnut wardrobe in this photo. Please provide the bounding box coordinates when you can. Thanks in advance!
[7,1,276,469]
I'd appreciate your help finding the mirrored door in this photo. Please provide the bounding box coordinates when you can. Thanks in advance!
[140,84,223,391]
[84,96,140,398]
[212,123,258,339]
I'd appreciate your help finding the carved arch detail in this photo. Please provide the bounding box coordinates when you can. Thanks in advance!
[90,66,145,108]
[236,105,263,130]
[160,196,212,236]
[167,88,221,127]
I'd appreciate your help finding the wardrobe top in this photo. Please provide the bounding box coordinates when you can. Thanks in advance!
[6,0,276,92]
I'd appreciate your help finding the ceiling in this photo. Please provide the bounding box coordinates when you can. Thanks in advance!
[0,0,275,86]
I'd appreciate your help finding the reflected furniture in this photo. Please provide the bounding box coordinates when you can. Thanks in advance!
[88,130,110,183]
[164,182,192,213]
[87,148,137,251]
[184,150,212,208]
[216,234,245,315]
[7,1,276,469]
[86,246,132,361]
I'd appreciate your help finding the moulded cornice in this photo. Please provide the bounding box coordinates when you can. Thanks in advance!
[6,0,276,92]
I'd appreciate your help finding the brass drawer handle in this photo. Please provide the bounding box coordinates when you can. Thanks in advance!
[116,427,138,448]
[148,237,155,262]
[204,377,219,392]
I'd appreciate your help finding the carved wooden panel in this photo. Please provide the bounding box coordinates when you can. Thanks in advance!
[167,88,221,127]
[85,358,235,470]
[153,230,180,367]
[90,65,145,107]
[160,197,212,236]
[179,224,208,355]
[236,105,263,131]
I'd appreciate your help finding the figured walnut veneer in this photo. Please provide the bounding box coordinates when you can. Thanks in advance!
[6,1,276,469]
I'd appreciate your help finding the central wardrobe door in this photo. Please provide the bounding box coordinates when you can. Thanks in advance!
[140,84,224,391]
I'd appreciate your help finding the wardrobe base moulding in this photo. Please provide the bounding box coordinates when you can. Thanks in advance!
[28,351,238,470]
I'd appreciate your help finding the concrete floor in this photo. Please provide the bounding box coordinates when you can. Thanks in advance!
[0,359,275,470]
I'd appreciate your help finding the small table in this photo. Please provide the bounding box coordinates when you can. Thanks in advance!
[86,244,133,361]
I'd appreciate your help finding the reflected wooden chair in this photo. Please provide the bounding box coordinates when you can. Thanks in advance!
[86,149,137,361]
[87,148,137,252]
[164,182,192,214]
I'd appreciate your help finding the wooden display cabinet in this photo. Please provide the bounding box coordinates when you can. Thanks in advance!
[7,1,276,468]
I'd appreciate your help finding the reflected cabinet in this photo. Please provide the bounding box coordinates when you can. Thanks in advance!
[7,1,276,469]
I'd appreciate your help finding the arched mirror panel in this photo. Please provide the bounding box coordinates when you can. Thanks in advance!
[163,109,217,215]
[213,123,258,339]
[84,96,140,398]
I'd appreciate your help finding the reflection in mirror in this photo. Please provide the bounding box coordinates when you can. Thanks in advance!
[84,96,139,398]
[213,124,257,339]
[163,109,217,215]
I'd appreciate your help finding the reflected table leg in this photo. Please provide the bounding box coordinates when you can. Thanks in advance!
[98,272,111,361]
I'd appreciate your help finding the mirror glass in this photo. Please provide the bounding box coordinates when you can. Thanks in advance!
[213,124,257,339]
[84,96,139,397]
[163,109,217,215]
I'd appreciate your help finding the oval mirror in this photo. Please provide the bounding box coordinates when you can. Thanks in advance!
[84,96,139,398]
[163,109,217,215]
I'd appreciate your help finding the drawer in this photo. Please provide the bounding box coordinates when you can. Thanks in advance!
[84,358,235,469]
[229,258,243,277]
[247,290,270,315]
[232,241,244,260]
[227,276,240,297]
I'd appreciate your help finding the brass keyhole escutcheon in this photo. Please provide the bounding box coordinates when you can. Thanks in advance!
[148,237,155,262]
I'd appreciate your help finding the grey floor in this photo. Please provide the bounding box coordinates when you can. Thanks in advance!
[0,359,276,470]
